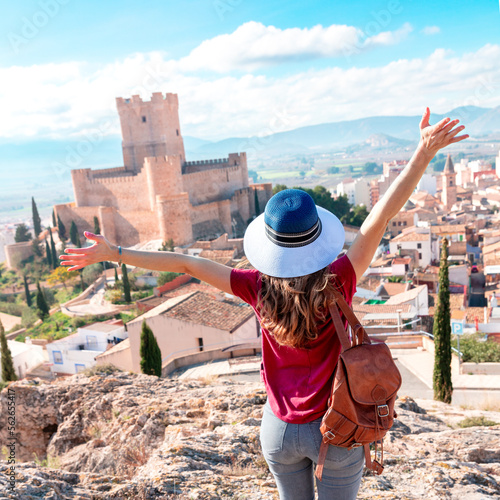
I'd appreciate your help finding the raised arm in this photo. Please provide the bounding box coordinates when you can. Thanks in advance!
[347,107,468,281]
[60,233,233,295]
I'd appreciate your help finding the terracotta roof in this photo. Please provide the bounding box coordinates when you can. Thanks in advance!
[428,293,466,314]
[391,232,430,242]
[353,302,412,318]
[430,224,466,235]
[161,291,254,332]
[137,282,221,309]
[392,257,412,265]
[385,285,427,305]
[356,276,381,292]
[378,282,407,297]
[199,249,236,265]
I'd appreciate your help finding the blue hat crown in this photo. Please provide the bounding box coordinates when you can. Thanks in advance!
[264,189,322,248]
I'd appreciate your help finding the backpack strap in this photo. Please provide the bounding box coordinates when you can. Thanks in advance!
[331,287,370,346]
[328,301,351,352]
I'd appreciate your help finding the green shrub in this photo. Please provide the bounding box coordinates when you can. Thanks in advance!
[83,364,122,376]
[157,272,181,287]
[457,416,499,428]
[452,334,500,363]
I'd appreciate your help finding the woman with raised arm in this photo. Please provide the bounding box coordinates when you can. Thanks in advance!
[61,108,467,499]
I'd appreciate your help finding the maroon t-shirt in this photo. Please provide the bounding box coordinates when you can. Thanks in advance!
[230,254,357,424]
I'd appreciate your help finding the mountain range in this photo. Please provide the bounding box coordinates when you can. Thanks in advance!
[0,105,499,220]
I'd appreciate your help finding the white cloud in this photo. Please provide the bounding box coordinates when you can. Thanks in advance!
[422,26,441,35]
[179,21,413,72]
[1,41,500,142]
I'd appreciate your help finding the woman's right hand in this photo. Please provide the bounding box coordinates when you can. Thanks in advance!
[60,232,118,271]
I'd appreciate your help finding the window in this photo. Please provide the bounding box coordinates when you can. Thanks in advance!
[419,253,422,259]
[403,221,407,226]
[392,222,396,226]
[417,243,422,249]
[197,338,204,352]
[53,351,63,364]
[449,180,453,186]
[142,116,147,123]
[75,364,86,373]
[176,129,179,136]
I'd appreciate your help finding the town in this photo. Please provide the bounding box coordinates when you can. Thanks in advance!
[1,91,500,388]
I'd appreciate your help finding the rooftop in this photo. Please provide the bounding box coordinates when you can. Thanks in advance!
[161,291,254,333]
[385,285,427,305]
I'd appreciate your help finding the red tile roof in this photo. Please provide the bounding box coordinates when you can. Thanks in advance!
[161,291,254,332]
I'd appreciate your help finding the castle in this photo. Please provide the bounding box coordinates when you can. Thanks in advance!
[54,92,272,247]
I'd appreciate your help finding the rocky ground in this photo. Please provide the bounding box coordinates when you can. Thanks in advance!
[0,368,499,499]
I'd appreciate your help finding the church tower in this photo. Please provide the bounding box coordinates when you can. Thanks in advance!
[441,154,457,211]
[116,92,186,172]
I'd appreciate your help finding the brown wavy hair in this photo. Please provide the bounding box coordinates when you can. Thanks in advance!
[256,266,338,349]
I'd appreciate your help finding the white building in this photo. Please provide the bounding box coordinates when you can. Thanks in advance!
[496,149,500,178]
[337,178,370,207]
[389,228,433,267]
[416,174,437,195]
[0,340,46,381]
[46,321,128,375]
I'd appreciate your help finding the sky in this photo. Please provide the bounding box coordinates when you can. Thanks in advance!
[1,0,500,144]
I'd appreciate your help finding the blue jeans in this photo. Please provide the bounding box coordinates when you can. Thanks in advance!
[260,401,364,500]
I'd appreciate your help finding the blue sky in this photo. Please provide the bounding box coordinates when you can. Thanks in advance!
[1,0,499,142]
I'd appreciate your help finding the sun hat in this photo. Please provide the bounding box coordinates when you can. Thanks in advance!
[244,189,345,278]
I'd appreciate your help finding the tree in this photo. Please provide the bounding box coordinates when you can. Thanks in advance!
[36,281,50,320]
[158,239,175,252]
[347,205,369,227]
[31,237,43,257]
[15,223,31,243]
[57,215,66,241]
[46,266,79,290]
[49,229,58,269]
[433,238,453,403]
[45,239,52,268]
[93,216,101,235]
[23,274,32,308]
[52,209,57,228]
[70,221,78,246]
[1,320,17,382]
[139,321,162,377]
[254,189,261,216]
[327,166,340,174]
[114,267,119,284]
[122,264,131,303]
[32,197,42,237]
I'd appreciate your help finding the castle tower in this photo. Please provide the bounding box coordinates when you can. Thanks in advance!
[441,154,457,211]
[116,92,186,172]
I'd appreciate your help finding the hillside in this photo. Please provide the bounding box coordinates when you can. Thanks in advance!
[0,370,499,499]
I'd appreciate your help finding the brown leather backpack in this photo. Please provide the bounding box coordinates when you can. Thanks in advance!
[315,287,402,481]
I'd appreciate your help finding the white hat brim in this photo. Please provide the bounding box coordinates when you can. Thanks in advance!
[243,206,345,278]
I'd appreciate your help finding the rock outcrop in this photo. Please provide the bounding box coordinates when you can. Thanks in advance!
[0,370,499,499]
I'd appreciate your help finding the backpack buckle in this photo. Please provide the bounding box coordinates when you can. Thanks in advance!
[377,405,389,417]
[323,430,336,441]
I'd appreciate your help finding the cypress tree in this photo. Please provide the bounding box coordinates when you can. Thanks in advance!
[433,238,453,403]
[122,264,131,303]
[57,215,66,241]
[23,275,32,308]
[139,321,162,377]
[36,281,50,320]
[32,197,42,237]
[49,229,58,269]
[70,221,78,246]
[114,267,119,284]
[1,320,17,382]
[45,239,52,268]
[52,209,57,228]
[93,216,101,235]
[254,189,261,216]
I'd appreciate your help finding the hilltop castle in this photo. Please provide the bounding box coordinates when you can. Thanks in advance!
[54,92,272,247]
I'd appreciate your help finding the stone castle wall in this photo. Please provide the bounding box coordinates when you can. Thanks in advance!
[58,92,272,249]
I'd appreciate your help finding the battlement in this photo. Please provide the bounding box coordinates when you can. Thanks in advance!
[116,92,179,107]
